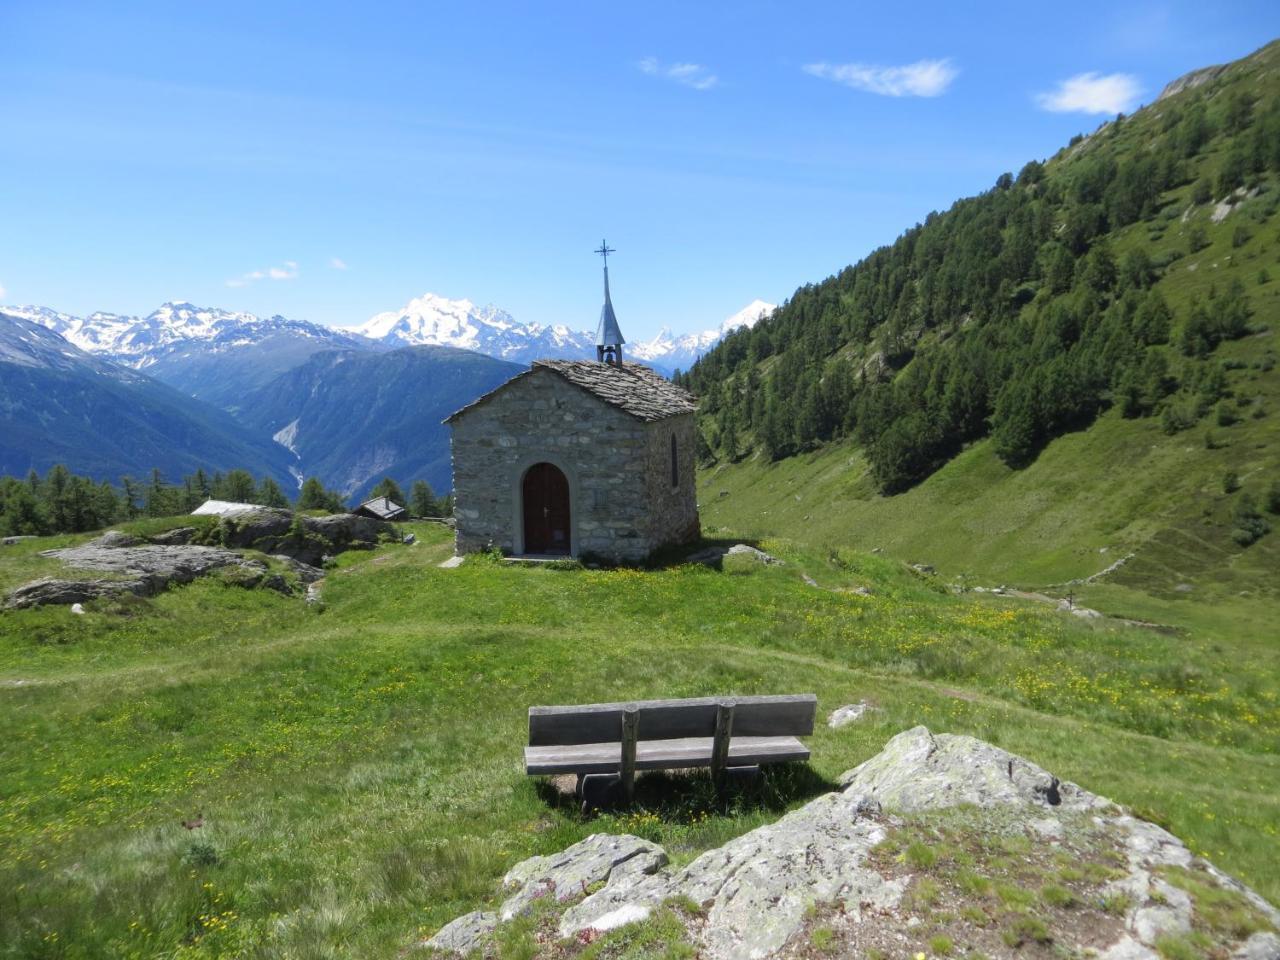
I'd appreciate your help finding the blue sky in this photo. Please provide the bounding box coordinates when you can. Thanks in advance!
[1,2,1277,340]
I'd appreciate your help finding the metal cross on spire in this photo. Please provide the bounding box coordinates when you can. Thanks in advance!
[594,239,615,266]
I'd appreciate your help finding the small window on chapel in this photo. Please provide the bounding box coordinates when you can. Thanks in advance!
[670,434,678,488]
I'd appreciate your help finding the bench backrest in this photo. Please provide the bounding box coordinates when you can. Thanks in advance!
[528,693,817,745]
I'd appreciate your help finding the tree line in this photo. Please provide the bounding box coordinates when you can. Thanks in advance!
[0,467,448,537]
[679,83,1280,496]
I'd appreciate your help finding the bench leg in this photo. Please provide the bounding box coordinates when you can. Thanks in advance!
[620,708,639,804]
[710,702,736,788]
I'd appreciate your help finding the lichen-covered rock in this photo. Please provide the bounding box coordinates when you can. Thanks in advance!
[501,833,667,921]
[836,725,1103,812]
[423,910,500,955]
[4,576,150,609]
[148,526,196,545]
[827,701,871,728]
[425,727,1279,959]
[421,834,665,954]
[213,510,396,564]
[726,543,782,565]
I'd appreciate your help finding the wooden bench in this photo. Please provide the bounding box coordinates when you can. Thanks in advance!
[524,694,817,803]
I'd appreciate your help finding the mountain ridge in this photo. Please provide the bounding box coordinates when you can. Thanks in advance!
[0,311,298,486]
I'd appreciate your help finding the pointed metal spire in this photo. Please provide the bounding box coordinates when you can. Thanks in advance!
[594,239,624,364]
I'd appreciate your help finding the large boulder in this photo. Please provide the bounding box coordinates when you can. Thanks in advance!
[424,727,1280,960]
[4,529,302,609]
[211,510,396,564]
[425,834,667,955]
[4,576,150,609]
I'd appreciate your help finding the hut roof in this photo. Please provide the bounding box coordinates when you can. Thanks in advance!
[356,497,407,521]
[444,360,696,424]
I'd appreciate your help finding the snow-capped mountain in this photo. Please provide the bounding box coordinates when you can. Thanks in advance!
[7,301,375,412]
[629,298,776,372]
[0,310,296,486]
[356,293,595,366]
[4,301,362,367]
[354,293,775,373]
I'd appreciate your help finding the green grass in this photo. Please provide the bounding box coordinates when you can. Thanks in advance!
[1,520,1278,957]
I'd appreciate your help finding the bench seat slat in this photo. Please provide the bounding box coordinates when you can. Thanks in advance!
[524,735,810,776]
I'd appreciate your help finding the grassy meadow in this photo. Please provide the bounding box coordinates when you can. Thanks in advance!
[1,520,1277,958]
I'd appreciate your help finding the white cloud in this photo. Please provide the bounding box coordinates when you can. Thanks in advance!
[803,58,957,97]
[638,57,718,91]
[226,260,299,287]
[329,256,348,271]
[1036,72,1141,114]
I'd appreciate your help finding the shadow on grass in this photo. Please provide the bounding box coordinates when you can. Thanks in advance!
[533,761,836,822]
[640,537,765,572]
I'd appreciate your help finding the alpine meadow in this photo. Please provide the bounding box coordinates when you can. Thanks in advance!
[2,11,1279,960]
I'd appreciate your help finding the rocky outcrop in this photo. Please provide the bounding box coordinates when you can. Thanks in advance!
[424,727,1280,959]
[209,509,396,565]
[427,834,668,952]
[5,539,254,610]
[4,514,389,609]
[1157,63,1230,101]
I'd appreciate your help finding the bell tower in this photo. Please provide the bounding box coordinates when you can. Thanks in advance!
[594,239,625,366]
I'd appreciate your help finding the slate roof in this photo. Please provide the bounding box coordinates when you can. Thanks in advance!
[356,497,407,520]
[444,360,697,424]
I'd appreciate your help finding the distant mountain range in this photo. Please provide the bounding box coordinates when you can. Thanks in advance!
[0,311,296,485]
[353,293,775,373]
[1,294,772,498]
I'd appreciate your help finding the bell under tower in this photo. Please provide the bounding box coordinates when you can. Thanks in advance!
[594,239,625,366]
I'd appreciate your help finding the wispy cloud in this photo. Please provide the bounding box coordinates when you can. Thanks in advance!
[226,260,299,288]
[803,58,957,97]
[638,57,718,91]
[329,256,348,271]
[1036,72,1141,114]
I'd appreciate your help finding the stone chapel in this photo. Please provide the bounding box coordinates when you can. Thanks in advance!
[445,246,701,562]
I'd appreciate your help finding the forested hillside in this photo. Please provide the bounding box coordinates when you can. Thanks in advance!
[681,41,1280,498]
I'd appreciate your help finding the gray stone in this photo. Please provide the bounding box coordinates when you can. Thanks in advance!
[270,555,325,584]
[827,702,872,728]
[148,527,195,545]
[437,555,465,569]
[910,563,936,575]
[1234,933,1280,960]
[836,726,1102,812]
[1099,936,1161,960]
[210,509,396,564]
[1,535,37,545]
[726,544,782,565]
[2,526,344,608]
[502,833,668,922]
[422,910,500,955]
[4,576,150,609]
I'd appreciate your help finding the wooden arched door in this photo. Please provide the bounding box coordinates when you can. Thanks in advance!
[522,462,571,555]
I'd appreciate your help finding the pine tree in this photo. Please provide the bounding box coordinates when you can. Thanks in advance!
[256,476,290,508]
[410,480,437,518]
[369,477,407,506]
[297,477,331,511]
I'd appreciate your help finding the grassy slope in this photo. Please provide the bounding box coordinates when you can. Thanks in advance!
[697,322,1279,594]
[1,523,1277,958]
[699,42,1280,612]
